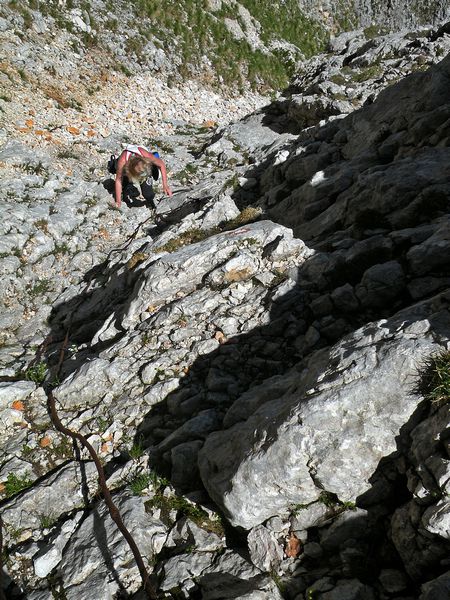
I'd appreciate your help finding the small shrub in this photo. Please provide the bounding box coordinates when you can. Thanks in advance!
[84,197,98,208]
[21,444,33,457]
[128,438,145,459]
[270,269,289,288]
[330,73,347,86]
[156,228,218,253]
[290,501,311,515]
[54,242,70,255]
[57,149,80,160]
[4,472,32,497]
[52,438,73,459]
[127,252,149,269]
[146,492,224,536]
[17,68,28,81]
[25,361,47,383]
[34,219,49,233]
[363,24,388,40]
[221,207,262,231]
[118,63,132,76]
[96,416,110,432]
[352,64,383,83]
[24,161,47,176]
[39,513,56,530]
[7,526,24,541]
[29,279,51,297]
[318,490,340,508]
[418,350,450,405]
[21,8,33,29]
[105,17,118,31]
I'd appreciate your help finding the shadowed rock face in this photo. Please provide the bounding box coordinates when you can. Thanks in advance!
[1,19,450,600]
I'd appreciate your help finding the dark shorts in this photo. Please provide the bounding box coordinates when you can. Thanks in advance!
[122,176,155,207]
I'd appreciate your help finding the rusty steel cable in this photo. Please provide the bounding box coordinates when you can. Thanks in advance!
[42,215,161,598]
[46,388,157,599]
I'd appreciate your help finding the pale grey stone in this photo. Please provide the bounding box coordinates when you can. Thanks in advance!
[0,380,35,409]
[0,233,29,253]
[331,283,359,312]
[199,306,444,529]
[0,141,50,168]
[60,492,167,596]
[181,517,224,552]
[200,549,284,599]
[422,499,450,539]
[248,524,284,572]
[1,462,98,537]
[291,502,330,531]
[34,513,84,578]
[407,221,450,276]
[123,221,297,328]
[3,16,450,598]
[308,576,334,592]
[206,252,260,287]
[199,193,239,229]
[53,358,112,410]
[0,256,21,275]
[160,551,214,591]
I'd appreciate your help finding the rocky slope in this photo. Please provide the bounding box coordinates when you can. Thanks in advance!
[1,0,449,103]
[1,19,450,600]
[300,0,450,32]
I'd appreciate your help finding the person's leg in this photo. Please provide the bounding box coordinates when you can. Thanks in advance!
[140,180,156,208]
[122,175,140,205]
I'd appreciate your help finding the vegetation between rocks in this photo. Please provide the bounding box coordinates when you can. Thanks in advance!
[156,207,262,253]
[3,473,33,497]
[419,350,450,405]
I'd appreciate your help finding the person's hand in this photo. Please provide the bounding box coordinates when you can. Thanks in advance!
[163,184,173,197]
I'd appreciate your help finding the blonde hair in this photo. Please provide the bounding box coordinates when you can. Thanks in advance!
[124,155,152,181]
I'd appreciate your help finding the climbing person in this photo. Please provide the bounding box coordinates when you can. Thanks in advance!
[112,144,172,208]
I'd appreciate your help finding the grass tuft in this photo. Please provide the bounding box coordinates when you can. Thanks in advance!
[418,350,450,405]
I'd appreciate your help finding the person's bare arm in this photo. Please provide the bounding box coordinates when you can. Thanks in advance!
[114,154,127,207]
